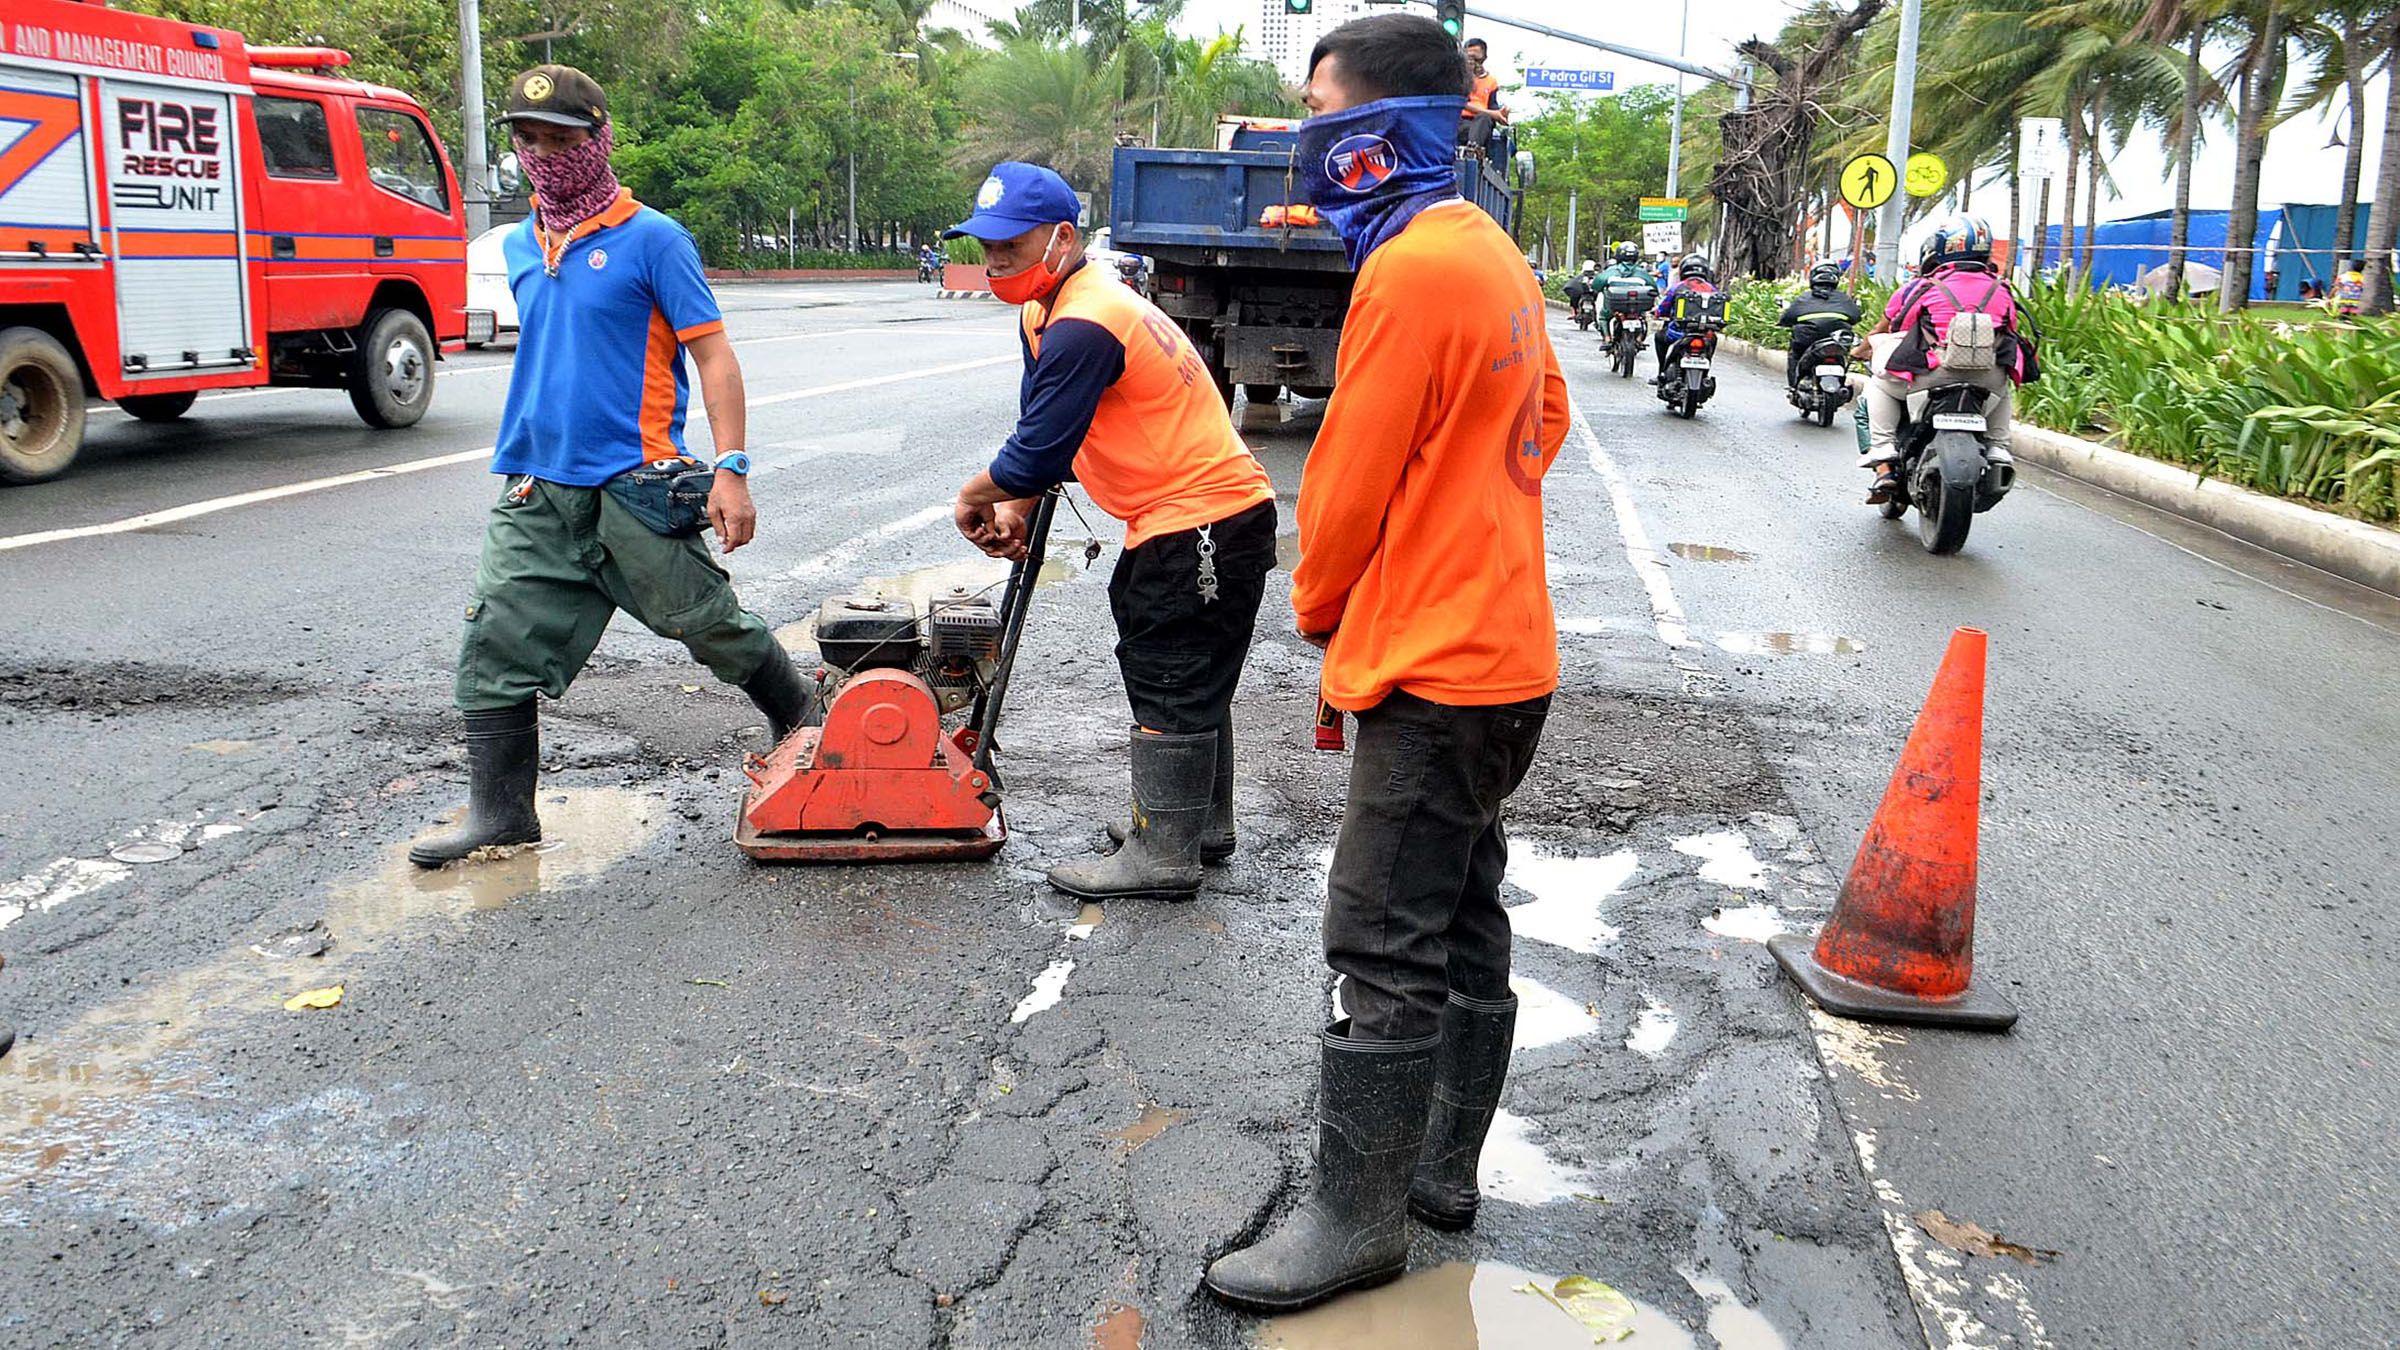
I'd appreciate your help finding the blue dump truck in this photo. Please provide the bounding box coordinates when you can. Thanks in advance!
[1108,118,1533,408]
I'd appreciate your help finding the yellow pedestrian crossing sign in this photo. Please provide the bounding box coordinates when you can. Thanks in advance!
[1840,153,1898,211]
[1906,152,1949,198]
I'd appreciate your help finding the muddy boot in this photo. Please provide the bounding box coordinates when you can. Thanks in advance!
[1107,721,1235,863]
[1204,1022,1440,1313]
[0,1021,12,1061]
[408,702,542,868]
[1408,990,1518,1230]
[741,643,820,745]
[1050,728,1212,901]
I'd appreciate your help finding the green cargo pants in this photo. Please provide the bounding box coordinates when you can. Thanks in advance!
[454,476,778,711]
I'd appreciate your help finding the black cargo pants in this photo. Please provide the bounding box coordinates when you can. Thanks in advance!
[1106,500,1276,734]
[1323,690,1551,1042]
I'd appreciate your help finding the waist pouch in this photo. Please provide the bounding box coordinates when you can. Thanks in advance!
[604,457,714,537]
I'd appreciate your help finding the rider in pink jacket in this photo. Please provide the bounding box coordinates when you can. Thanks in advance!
[1855,215,2026,504]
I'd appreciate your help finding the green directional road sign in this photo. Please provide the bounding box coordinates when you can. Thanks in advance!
[1638,197,1688,223]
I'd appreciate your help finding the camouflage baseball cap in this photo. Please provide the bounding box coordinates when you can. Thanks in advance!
[500,64,607,129]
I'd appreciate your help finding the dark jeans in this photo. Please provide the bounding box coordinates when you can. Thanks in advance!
[1323,690,1551,1042]
[1107,500,1275,734]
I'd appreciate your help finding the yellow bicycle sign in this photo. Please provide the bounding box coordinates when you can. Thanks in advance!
[1840,154,1898,211]
[1906,152,1949,198]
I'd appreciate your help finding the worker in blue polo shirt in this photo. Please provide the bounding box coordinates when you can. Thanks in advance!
[409,64,812,868]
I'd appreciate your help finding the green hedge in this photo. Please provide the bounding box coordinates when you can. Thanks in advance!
[2017,286,2400,522]
[716,248,916,271]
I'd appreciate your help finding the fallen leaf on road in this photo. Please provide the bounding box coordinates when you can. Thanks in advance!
[282,985,344,1011]
[1515,1274,1637,1341]
[687,978,730,988]
[681,684,702,694]
[1915,1210,2060,1265]
[758,1289,788,1307]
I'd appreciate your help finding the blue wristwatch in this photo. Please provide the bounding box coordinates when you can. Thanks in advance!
[714,451,752,476]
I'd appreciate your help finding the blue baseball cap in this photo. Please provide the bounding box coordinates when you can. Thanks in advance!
[944,162,1081,241]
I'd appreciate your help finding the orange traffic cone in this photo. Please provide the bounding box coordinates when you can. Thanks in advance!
[1770,627,2018,1031]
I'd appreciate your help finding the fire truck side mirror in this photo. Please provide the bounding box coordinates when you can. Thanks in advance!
[496,152,523,196]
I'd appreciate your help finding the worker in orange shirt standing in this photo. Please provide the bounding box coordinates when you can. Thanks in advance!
[1460,37,1509,151]
[948,163,1276,903]
[1206,14,1568,1315]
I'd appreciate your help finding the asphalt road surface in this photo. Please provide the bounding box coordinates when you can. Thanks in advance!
[1,280,2392,1349]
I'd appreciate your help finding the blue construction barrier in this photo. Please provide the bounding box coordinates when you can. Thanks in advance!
[2037,204,2371,301]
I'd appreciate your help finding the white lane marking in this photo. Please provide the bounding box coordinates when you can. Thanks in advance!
[87,324,1012,415]
[0,858,132,932]
[767,504,953,583]
[2,360,1018,555]
[1010,958,1074,1023]
[1572,405,1695,649]
[0,447,496,553]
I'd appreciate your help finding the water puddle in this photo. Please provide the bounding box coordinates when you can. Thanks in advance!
[1668,543,1757,563]
[1108,1103,1187,1151]
[1508,974,1598,1051]
[1713,632,1866,657]
[1479,1109,1592,1206]
[1010,958,1074,1024]
[1701,903,1789,943]
[1673,830,1770,889]
[1068,904,1104,940]
[0,787,659,1190]
[1682,1273,1792,1350]
[1505,848,1638,955]
[0,858,132,932]
[1257,1261,1695,1350]
[1626,996,1679,1059]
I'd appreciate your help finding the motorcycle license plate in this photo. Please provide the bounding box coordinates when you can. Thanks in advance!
[1815,365,1846,378]
[1931,412,1987,432]
[1682,356,1711,370]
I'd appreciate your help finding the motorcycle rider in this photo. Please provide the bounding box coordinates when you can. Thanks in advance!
[1778,261,1863,389]
[1855,214,2027,504]
[1651,253,1718,383]
[1562,258,1599,323]
[1595,242,1652,346]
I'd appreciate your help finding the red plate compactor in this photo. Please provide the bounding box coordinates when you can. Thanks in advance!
[735,494,1059,863]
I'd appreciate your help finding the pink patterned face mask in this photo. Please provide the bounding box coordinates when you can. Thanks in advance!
[521,121,620,236]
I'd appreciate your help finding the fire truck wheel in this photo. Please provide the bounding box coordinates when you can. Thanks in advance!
[0,327,86,486]
[348,308,435,430]
[117,392,198,423]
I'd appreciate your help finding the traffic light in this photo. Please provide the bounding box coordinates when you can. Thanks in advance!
[1434,0,1465,38]
[1285,0,1312,12]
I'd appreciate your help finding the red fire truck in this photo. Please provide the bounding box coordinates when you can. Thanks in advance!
[0,0,479,484]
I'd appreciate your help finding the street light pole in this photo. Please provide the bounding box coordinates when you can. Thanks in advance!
[1665,0,1688,197]
[1873,0,1923,281]
[457,0,491,236]
[846,79,857,254]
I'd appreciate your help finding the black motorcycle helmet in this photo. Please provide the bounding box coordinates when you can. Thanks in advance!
[1808,261,1843,291]
[1678,253,1712,282]
[1614,241,1641,265]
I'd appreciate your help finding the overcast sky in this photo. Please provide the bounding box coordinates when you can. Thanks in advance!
[1173,0,2389,238]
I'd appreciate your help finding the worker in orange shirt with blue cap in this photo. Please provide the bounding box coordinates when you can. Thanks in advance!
[948,163,1276,903]
[1206,14,1570,1315]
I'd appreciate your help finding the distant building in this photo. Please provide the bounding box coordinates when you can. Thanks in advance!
[1257,0,1371,85]
[926,0,1007,46]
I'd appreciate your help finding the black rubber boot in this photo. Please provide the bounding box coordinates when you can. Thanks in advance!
[1050,728,1213,901]
[1107,721,1235,863]
[1204,1021,1440,1313]
[0,1021,14,1061]
[408,702,542,868]
[1408,990,1518,1230]
[741,643,820,745]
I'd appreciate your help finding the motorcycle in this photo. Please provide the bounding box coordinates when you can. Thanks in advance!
[1789,329,1857,427]
[1655,312,1725,419]
[1604,287,1655,379]
[918,253,943,284]
[1877,382,2016,554]
[1571,291,1599,332]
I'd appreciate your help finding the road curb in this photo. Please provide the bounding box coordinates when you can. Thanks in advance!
[1718,336,2400,598]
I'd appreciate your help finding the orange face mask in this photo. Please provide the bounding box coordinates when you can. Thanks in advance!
[988,225,1071,305]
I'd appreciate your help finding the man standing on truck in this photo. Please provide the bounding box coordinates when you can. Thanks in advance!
[409,64,814,868]
[1203,13,1569,1315]
[947,163,1276,904]
[1460,38,1508,151]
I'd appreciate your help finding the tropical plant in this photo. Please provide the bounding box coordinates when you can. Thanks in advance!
[1515,86,1677,267]
[953,41,1144,217]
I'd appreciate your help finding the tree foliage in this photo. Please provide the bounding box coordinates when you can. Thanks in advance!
[1514,86,1677,264]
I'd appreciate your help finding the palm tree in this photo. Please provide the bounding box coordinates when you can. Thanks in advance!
[2290,3,2395,277]
[2217,0,2291,312]
[2366,20,2400,311]
[954,40,1146,213]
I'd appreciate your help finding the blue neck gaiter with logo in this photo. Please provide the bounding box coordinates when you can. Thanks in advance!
[1296,95,1467,269]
